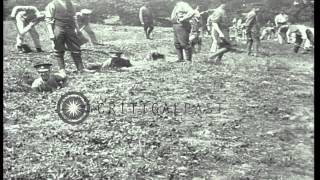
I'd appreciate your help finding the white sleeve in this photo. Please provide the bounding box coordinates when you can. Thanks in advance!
[300,27,308,39]
[31,78,43,91]
[45,2,56,24]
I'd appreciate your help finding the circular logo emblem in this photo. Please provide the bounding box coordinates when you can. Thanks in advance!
[57,92,90,125]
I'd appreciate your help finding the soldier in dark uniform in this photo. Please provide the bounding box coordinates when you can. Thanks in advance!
[170,1,196,62]
[139,3,154,39]
[244,7,261,56]
[200,11,210,35]
[189,6,202,53]
[31,63,67,92]
[86,52,132,70]
[45,0,95,74]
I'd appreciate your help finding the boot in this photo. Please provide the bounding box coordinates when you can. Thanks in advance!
[146,31,152,39]
[71,53,84,71]
[176,48,184,62]
[197,40,202,53]
[147,27,154,40]
[36,48,44,53]
[215,54,223,65]
[185,47,192,62]
[21,44,33,53]
[145,30,149,39]
[71,53,95,73]
[17,46,23,53]
[247,40,253,55]
[54,52,66,70]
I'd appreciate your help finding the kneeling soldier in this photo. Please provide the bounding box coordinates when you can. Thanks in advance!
[11,6,45,53]
[31,63,67,92]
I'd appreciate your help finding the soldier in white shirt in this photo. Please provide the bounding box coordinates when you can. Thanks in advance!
[274,11,289,27]
[11,6,45,53]
[274,11,289,44]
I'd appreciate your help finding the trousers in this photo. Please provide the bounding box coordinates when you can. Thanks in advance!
[81,25,97,44]
[53,25,84,71]
[173,23,192,61]
[246,28,260,54]
[16,26,41,48]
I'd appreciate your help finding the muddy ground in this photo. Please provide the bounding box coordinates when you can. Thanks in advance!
[3,21,314,179]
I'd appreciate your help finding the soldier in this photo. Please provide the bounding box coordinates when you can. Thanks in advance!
[45,0,95,74]
[207,4,232,64]
[260,26,276,40]
[10,6,45,53]
[207,4,227,53]
[170,1,196,62]
[75,9,98,46]
[31,63,67,92]
[229,18,238,41]
[200,10,210,36]
[139,3,154,39]
[286,24,314,53]
[189,6,202,53]
[86,52,132,70]
[244,7,261,56]
[274,10,289,44]
[275,10,289,28]
[236,17,246,41]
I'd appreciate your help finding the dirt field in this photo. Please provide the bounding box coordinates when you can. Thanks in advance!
[3,21,314,179]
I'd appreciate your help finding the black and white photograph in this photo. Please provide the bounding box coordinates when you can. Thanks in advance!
[3,0,314,179]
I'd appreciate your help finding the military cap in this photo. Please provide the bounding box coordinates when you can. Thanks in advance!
[34,63,52,72]
[81,9,93,15]
[109,51,123,58]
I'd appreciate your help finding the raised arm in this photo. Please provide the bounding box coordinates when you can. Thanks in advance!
[274,15,278,27]
[74,13,81,32]
[11,6,39,18]
[75,12,86,31]
[206,15,212,32]
[45,2,56,40]
[15,12,37,36]
[286,27,293,42]
[31,79,42,92]
[178,6,195,23]
[139,7,144,24]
